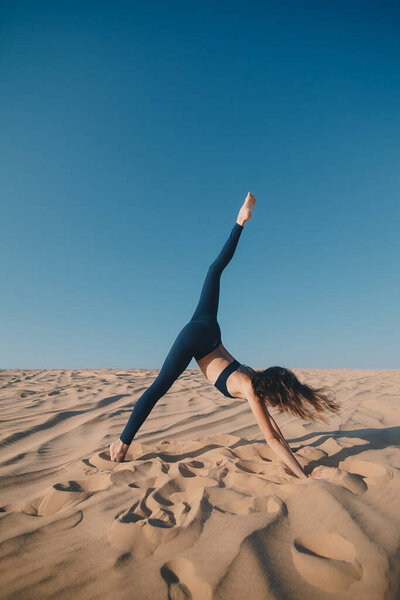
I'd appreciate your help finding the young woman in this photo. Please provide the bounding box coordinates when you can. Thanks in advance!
[108,193,340,478]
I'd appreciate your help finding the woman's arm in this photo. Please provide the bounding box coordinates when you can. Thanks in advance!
[267,436,308,479]
[246,393,308,479]
[268,413,293,453]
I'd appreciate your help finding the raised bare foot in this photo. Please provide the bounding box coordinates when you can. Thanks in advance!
[237,192,256,226]
[109,439,129,462]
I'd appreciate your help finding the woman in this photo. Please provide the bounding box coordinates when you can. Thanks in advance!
[109,193,340,478]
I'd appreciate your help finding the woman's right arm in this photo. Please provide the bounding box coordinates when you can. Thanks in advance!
[246,393,308,479]
[268,413,293,453]
[267,436,308,479]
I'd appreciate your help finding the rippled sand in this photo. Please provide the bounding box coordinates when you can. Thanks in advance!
[0,368,399,599]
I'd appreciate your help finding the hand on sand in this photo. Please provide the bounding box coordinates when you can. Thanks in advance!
[309,465,337,480]
[237,192,256,225]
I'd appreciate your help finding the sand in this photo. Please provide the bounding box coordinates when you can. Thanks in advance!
[0,368,399,599]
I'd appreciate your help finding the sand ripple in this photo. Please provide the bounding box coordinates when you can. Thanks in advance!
[1,368,399,599]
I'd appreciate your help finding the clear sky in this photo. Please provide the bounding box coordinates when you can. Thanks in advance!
[1,0,399,369]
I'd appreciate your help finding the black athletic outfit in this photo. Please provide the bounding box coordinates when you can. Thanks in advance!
[120,222,244,445]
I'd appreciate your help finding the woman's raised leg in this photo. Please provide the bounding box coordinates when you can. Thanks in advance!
[189,193,256,321]
[189,222,244,321]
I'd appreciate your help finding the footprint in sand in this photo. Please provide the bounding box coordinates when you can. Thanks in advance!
[309,466,367,495]
[235,458,268,475]
[160,496,285,600]
[231,444,275,463]
[291,532,363,593]
[109,484,214,554]
[252,494,284,514]
[1,473,111,516]
[161,558,211,600]
[339,459,394,486]
[40,511,84,533]
[296,446,328,461]
[206,486,285,516]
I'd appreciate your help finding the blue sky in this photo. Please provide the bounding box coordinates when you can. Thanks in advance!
[1,0,399,369]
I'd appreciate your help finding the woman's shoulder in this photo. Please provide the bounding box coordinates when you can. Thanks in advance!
[238,363,256,376]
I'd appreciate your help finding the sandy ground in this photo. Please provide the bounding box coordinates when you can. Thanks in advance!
[0,368,399,600]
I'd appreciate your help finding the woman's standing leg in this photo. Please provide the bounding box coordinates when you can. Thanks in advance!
[119,323,196,446]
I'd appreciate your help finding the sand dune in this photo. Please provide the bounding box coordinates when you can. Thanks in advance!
[0,368,399,599]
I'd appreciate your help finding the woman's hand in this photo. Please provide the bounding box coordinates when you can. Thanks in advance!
[309,465,330,479]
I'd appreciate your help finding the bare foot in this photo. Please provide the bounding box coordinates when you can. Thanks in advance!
[237,192,256,226]
[109,439,129,462]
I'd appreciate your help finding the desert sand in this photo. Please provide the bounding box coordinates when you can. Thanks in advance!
[0,368,399,600]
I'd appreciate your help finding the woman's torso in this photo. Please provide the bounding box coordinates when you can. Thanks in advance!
[195,343,255,399]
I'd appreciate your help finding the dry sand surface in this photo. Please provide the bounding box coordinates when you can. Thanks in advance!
[0,368,399,600]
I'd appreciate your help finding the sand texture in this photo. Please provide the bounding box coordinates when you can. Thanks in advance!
[0,368,399,599]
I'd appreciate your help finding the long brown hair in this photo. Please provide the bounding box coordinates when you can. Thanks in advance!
[249,366,340,423]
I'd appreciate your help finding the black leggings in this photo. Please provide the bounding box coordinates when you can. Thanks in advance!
[119,222,244,445]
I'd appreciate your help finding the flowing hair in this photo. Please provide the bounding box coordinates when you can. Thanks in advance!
[249,366,340,423]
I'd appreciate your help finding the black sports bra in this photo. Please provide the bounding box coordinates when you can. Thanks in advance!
[214,359,241,398]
